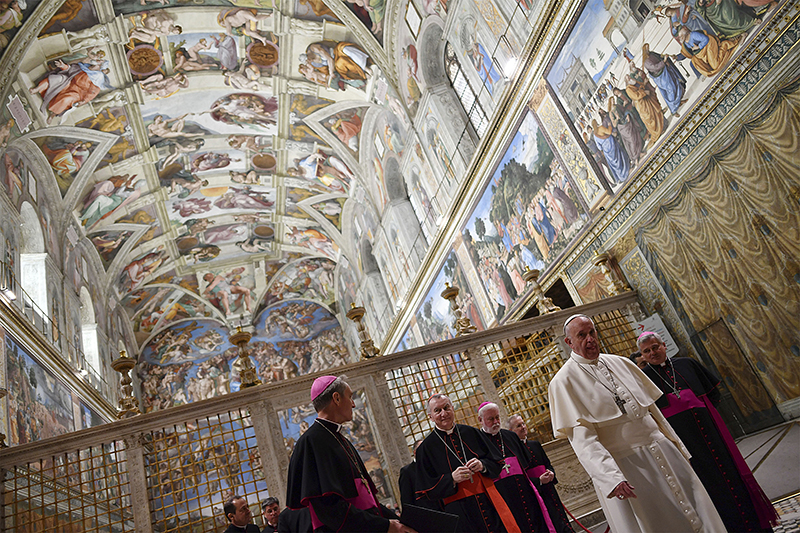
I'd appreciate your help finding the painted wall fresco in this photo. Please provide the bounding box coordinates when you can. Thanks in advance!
[0,0,42,59]
[2,147,26,207]
[6,335,75,445]
[138,302,349,411]
[89,229,134,270]
[294,0,340,22]
[461,108,587,321]
[34,137,98,196]
[145,413,270,531]
[411,250,484,345]
[79,400,107,429]
[263,258,336,307]
[344,0,386,45]
[545,0,781,186]
[278,389,395,505]
[298,41,374,92]
[78,174,147,230]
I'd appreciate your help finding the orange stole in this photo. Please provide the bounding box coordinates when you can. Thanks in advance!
[442,474,521,533]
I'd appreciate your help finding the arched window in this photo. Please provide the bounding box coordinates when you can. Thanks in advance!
[19,202,48,316]
[445,42,489,136]
[79,286,101,375]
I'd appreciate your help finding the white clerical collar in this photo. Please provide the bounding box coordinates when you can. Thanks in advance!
[316,417,342,432]
[480,427,500,436]
[435,424,455,435]
[571,351,601,365]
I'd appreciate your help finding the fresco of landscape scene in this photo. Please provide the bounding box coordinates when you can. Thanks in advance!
[4,334,110,445]
[278,390,395,505]
[546,0,781,186]
[398,108,588,349]
[138,301,349,412]
[462,109,587,320]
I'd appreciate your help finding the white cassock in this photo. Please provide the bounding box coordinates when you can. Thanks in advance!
[549,352,726,533]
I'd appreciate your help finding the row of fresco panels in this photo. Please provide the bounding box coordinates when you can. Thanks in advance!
[392,0,783,349]
[5,334,107,447]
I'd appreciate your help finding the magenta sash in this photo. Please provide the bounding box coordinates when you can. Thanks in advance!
[494,457,556,533]
[659,389,778,528]
[660,388,705,417]
[700,395,779,528]
[307,479,379,530]
[526,465,547,479]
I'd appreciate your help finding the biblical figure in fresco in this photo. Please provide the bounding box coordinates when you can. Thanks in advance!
[30,54,113,124]
[299,41,373,91]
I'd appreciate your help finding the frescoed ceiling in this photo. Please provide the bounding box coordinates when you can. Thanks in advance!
[0,0,422,359]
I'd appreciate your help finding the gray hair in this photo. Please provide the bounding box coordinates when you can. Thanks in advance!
[312,376,348,412]
[506,414,523,430]
[262,496,279,510]
[563,313,592,336]
[426,393,452,414]
[637,332,664,346]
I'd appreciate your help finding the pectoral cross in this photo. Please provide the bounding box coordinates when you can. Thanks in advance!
[501,461,511,474]
[675,390,681,399]
[613,394,627,414]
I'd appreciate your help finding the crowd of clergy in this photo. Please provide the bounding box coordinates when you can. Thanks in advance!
[222,313,780,533]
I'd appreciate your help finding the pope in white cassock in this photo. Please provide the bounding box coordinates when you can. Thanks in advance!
[548,314,726,532]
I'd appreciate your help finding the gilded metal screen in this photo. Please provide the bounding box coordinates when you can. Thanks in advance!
[3,441,133,532]
[482,330,565,441]
[592,309,638,359]
[385,352,484,451]
[145,408,270,532]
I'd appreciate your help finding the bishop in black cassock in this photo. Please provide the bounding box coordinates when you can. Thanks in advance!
[398,441,440,512]
[478,403,554,533]
[415,394,519,533]
[285,376,410,533]
[508,415,572,533]
[639,332,778,533]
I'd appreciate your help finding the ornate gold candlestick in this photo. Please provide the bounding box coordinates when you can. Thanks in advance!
[230,327,261,388]
[523,268,561,314]
[111,351,141,419]
[593,251,629,295]
[346,303,380,359]
[441,283,476,335]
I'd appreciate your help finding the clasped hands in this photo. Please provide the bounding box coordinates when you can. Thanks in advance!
[452,458,484,484]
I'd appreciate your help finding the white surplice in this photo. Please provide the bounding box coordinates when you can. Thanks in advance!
[549,352,725,533]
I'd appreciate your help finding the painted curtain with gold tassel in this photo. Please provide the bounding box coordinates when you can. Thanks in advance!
[636,75,800,421]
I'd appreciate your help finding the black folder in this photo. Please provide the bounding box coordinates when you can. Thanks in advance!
[400,504,459,533]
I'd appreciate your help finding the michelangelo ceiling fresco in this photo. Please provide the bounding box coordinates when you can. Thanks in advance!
[0,0,792,414]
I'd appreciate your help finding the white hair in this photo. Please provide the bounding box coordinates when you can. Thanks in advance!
[478,402,499,418]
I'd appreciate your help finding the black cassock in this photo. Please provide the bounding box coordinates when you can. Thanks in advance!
[399,461,440,511]
[645,357,777,533]
[482,429,551,533]
[286,418,397,532]
[415,424,511,533]
[522,440,571,533]
[276,507,312,533]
